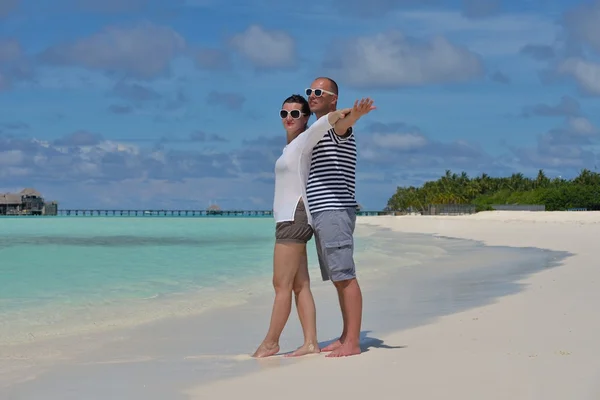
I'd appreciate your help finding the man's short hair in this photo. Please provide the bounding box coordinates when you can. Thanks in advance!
[315,76,338,95]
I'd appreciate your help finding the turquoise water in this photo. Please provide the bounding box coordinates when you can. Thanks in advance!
[0,217,375,344]
[1,217,274,305]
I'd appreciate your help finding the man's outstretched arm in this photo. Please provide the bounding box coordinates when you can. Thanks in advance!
[332,98,375,137]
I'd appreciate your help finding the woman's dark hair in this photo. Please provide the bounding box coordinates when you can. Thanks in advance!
[281,94,312,117]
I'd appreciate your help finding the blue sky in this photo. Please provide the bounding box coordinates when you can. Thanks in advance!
[1,0,599,210]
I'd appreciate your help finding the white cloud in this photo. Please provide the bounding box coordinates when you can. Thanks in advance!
[356,121,490,171]
[0,150,24,166]
[408,11,553,33]
[324,30,483,87]
[0,129,282,198]
[568,116,597,136]
[229,25,296,69]
[557,58,600,95]
[563,0,600,54]
[2,166,29,177]
[40,22,186,79]
[372,132,428,150]
[396,10,559,57]
[29,177,275,209]
[511,114,600,170]
[399,10,553,34]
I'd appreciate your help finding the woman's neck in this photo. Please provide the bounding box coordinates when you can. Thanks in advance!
[286,127,304,144]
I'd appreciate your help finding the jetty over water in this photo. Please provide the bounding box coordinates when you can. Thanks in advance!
[57,209,274,217]
[47,209,394,217]
[53,209,392,217]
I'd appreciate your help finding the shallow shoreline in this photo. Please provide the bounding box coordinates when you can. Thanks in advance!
[185,211,600,400]
[0,220,383,350]
[1,212,581,399]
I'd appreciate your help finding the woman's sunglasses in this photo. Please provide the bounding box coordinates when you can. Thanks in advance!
[305,88,336,97]
[280,109,306,119]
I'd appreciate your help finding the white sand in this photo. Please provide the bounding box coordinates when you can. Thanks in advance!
[186,211,600,400]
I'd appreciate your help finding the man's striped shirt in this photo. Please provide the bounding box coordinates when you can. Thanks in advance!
[306,127,357,214]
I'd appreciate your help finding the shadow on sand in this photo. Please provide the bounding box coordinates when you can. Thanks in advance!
[277,330,406,356]
[322,330,406,354]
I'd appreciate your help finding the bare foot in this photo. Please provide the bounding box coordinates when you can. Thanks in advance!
[322,339,343,352]
[252,342,280,358]
[284,343,320,358]
[325,342,361,358]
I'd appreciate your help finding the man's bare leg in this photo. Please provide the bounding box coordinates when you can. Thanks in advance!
[252,242,304,358]
[321,288,347,352]
[312,207,360,356]
[286,247,321,357]
[326,278,362,357]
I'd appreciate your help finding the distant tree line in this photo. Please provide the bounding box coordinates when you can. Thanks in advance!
[386,169,600,212]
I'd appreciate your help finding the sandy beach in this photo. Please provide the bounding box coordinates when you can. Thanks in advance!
[186,211,600,400]
[2,211,598,400]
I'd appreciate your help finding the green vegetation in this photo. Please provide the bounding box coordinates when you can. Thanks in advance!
[386,169,600,212]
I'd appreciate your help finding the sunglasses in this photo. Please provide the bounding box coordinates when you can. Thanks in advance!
[280,109,306,119]
[305,88,336,97]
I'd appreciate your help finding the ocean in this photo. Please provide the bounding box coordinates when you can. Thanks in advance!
[0,216,568,397]
[0,216,383,346]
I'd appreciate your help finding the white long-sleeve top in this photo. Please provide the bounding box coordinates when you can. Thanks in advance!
[273,113,333,226]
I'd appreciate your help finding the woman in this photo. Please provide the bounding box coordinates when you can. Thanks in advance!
[252,94,351,358]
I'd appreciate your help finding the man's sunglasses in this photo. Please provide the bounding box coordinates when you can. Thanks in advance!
[305,88,336,97]
[279,109,306,119]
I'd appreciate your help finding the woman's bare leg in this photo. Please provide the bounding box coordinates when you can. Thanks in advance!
[286,245,320,357]
[252,241,304,358]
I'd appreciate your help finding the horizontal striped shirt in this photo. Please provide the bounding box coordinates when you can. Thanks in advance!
[306,127,357,214]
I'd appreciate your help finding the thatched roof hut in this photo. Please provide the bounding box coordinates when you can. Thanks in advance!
[20,188,42,197]
[0,193,22,204]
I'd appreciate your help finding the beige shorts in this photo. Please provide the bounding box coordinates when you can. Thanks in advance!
[275,200,313,244]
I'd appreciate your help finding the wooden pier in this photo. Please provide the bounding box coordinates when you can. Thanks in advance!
[55,209,274,217]
[44,209,393,217]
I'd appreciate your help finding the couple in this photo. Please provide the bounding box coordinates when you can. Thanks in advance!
[252,77,375,359]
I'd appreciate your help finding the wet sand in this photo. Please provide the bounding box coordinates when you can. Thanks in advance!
[187,212,599,400]
[3,211,592,399]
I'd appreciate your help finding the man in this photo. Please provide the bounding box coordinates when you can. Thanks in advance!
[305,77,375,357]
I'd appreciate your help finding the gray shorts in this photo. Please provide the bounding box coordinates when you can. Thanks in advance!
[275,200,313,244]
[312,208,356,282]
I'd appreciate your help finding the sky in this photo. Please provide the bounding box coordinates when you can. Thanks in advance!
[0,0,599,210]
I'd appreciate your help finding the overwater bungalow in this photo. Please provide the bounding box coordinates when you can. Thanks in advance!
[0,188,58,215]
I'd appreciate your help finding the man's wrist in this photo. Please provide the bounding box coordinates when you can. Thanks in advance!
[340,126,353,137]
[348,113,359,124]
